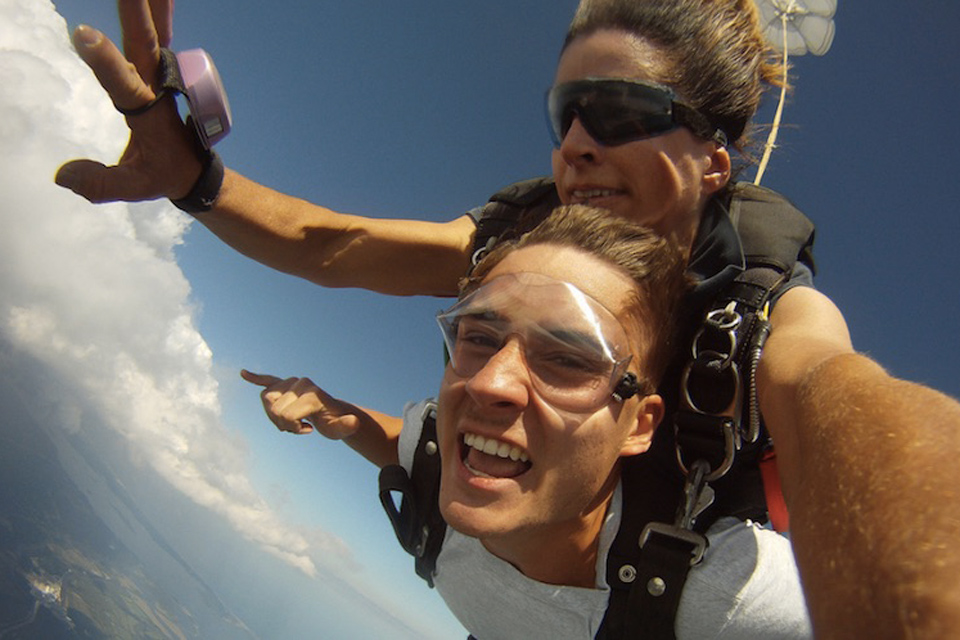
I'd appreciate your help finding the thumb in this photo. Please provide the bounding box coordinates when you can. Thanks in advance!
[55,159,112,203]
[56,159,165,204]
[240,369,283,388]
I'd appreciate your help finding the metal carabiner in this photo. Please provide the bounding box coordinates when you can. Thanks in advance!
[674,416,739,482]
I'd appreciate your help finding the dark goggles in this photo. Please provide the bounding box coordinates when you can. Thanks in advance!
[546,78,727,148]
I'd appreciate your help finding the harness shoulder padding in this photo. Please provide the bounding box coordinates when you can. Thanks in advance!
[472,177,561,258]
[378,408,445,586]
[726,182,816,274]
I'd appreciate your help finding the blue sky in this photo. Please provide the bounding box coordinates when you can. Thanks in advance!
[5,0,960,637]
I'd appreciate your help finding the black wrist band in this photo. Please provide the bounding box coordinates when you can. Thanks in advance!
[115,50,184,117]
[171,150,224,214]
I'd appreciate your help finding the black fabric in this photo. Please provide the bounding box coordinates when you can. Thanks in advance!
[470,177,560,266]
[115,48,188,116]
[727,182,816,275]
[171,149,224,214]
[610,531,702,640]
[378,406,446,587]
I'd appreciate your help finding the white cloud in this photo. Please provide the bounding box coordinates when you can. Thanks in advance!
[0,0,351,580]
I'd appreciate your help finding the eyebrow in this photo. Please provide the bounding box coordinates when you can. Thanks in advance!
[535,325,611,359]
[457,308,506,324]
[458,308,617,361]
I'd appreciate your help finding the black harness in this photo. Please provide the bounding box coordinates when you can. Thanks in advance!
[380,178,815,638]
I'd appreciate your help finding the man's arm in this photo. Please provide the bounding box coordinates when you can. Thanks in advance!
[55,3,475,296]
[759,286,960,639]
[241,370,402,469]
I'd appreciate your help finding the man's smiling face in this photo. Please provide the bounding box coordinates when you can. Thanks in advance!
[435,244,657,545]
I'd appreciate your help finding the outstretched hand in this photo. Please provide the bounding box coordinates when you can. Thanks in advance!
[241,370,362,439]
[55,0,203,204]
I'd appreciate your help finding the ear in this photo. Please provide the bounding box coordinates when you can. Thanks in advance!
[619,394,664,458]
[701,143,731,196]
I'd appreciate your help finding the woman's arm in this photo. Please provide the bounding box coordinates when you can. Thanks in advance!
[55,8,476,297]
[203,173,476,295]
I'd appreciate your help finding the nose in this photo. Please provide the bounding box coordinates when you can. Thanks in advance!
[464,338,532,409]
[557,115,601,166]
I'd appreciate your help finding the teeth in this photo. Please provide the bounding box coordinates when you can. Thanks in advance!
[572,189,617,200]
[464,433,529,463]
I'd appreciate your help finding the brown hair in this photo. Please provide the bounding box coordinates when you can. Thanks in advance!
[464,204,690,388]
[563,0,785,152]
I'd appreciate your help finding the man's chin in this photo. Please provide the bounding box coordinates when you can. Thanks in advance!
[439,500,489,539]
[438,493,515,540]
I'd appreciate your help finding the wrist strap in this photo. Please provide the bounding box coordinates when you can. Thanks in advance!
[116,49,187,116]
[171,149,224,214]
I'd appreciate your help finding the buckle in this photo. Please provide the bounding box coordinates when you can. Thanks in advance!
[420,400,438,425]
[639,522,707,566]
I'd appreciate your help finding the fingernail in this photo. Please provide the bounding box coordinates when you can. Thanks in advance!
[74,25,102,48]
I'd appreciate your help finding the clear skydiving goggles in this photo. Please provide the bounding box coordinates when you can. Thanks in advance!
[545,78,727,148]
[436,272,642,413]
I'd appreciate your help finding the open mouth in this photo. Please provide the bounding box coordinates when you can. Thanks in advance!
[460,432,532,479]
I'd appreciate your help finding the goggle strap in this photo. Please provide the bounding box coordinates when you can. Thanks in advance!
[674,103,727,146]
[612,372,640,403]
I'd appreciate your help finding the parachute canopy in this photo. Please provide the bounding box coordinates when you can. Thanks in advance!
[756,0,837,56]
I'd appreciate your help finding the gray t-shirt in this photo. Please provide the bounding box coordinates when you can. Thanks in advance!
[399,400,812,640]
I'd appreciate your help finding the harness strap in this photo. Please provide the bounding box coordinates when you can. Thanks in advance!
[627,528,704,639]
[598,452,690,639]
[378,403,446,586]
[672,267,784,523]
[600,531,699,640]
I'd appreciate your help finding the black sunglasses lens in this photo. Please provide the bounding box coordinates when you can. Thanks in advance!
[547,80,677,147]
[588,96,673,144]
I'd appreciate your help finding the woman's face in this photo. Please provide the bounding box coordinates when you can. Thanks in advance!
[551,29,730,250]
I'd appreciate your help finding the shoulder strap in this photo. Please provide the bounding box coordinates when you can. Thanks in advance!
[378,403,446,587]
[675,184,815,528]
